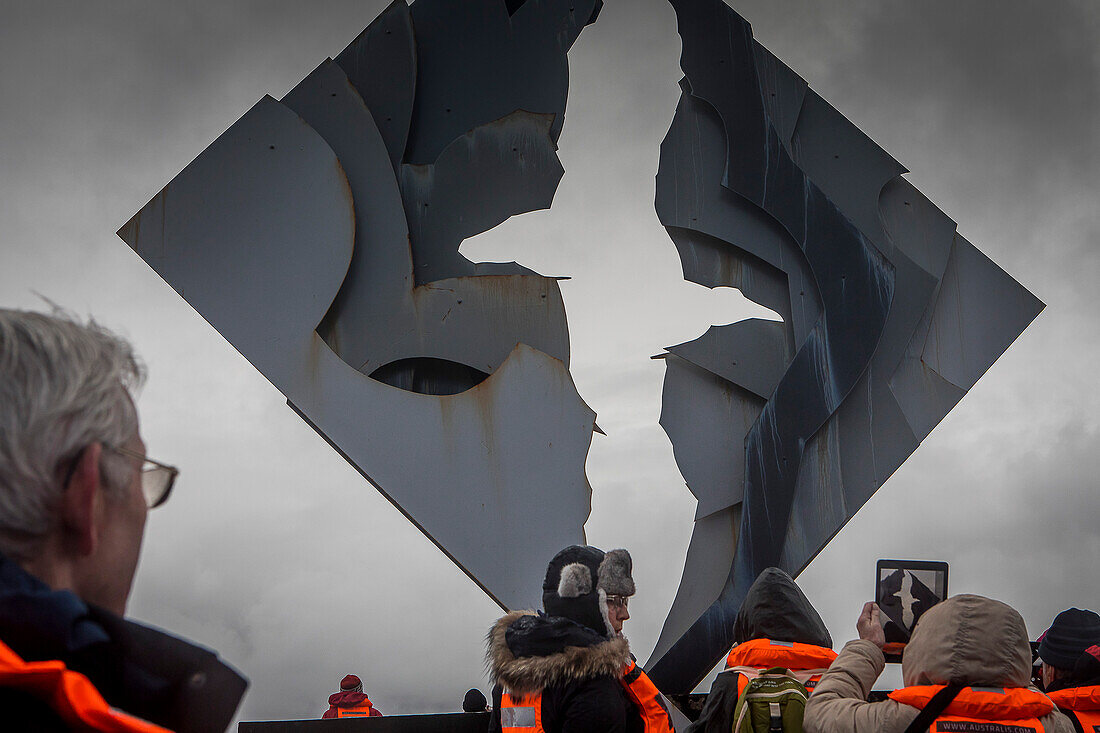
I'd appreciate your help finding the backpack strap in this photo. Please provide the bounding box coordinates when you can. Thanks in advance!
[902,682,964,733]
[768,701,783,732]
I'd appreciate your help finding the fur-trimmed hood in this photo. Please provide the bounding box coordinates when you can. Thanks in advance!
[486,611,631,697]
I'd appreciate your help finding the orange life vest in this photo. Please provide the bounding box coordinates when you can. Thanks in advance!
[889,684,1053,732]
[500,691,543,733]
[333,697,377,718]
[725,638,838,693]
[1047,685,1100,731]
[0,638,170,733]
[499,661,675,733]
[621,659,675,733]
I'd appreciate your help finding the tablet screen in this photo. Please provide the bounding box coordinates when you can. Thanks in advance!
[876,560,949,644]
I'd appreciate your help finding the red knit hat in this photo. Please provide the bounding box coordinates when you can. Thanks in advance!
[340,674,363,692]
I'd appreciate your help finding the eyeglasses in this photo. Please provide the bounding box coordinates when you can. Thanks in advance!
[606,594,630,609]
[107,446,179,509]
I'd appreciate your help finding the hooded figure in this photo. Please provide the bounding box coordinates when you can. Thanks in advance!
[686,567,836,733]
[804,594,1076,733]
[321,674,382,719]
[486,545,664,733]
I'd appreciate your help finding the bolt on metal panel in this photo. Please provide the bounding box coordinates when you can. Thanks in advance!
[649,0,1043,692]
[119,0,600,610]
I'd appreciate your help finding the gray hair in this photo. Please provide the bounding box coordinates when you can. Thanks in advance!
[0,309,145,561]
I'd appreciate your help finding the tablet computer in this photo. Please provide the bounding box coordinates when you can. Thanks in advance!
[876,559,949,662]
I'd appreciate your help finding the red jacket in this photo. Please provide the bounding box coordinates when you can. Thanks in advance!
[322,690,382,718]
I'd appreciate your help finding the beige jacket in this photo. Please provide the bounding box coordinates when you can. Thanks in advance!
[804,594,1076,733]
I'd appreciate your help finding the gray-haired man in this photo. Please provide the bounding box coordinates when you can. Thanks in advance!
[0,309,246,732]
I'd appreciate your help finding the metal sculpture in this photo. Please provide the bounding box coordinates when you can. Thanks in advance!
[647,0,1044,692]
[118,0,602,611]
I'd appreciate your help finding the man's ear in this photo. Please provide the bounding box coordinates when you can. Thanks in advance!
[61,443,102,556]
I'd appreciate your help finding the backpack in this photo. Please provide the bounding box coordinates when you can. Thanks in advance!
[730,667,808,733]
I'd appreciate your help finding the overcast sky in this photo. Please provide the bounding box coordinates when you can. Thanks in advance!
[2,0,1099,723]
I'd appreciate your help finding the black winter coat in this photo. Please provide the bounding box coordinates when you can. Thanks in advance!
[487,611,642,733]
[0,554,247,732]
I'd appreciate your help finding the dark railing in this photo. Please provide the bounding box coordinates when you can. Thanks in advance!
[239,712,489,733]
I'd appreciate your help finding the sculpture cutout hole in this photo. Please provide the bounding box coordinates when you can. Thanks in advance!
[369,357,491,396]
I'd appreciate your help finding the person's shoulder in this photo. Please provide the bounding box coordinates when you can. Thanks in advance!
[0,686,71,732]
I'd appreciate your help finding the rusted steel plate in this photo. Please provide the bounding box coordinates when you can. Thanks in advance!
[649,0,1043,692]
[399,110,565,285]
[657,354,763,520]
[119,0,601,611]
[118,97,594,608]
[282,63,569,377]
[667,319,790,402]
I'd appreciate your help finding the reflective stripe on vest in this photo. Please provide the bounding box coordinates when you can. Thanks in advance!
[726,639,838,673]
[0,638,170,733]
[334,698,375,717]
[1047,686,1100,731]
[501,691,543,733]
[620,660,675,733]
[889,685,1053,732]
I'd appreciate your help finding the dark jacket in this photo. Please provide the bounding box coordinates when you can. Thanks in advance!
[0,554,247,732]
[687,567,833,733]
[487,611,640,733]
[1047,649,1100,733]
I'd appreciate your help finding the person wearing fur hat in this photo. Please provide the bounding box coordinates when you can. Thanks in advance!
[322,674,382,719]
[486,545,676,733]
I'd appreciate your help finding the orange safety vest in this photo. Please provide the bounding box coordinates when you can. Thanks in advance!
[1047,685,1100,731]
[621,659,675,733]
[726,638,838,693]
[500,691,542,732]
[333,697,377,718]
[889,684,1053,732]
[0,638,170,733]
[500,662,675,733]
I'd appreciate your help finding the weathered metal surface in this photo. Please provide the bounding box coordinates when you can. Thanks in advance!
[648,0,1044,692]
[398,110,565,284]
[656,355,763,520]
[334,0,416,173]
[119,0,600,610]
[404,0,601,166]
[282,62,569,378]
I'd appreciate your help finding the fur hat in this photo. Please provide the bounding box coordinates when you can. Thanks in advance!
[597,549,635,597]
[542,545,634,638]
